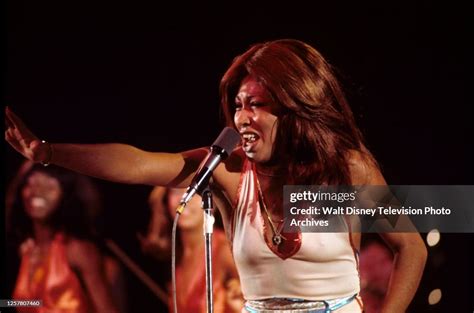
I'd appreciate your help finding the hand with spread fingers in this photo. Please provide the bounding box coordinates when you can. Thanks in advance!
[5,107,51,164]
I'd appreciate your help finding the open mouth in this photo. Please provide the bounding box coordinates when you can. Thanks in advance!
[30,197,47,208]
[241,132,260,151]
[242,133,259,143]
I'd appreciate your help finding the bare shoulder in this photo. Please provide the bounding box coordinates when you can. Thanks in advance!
[347,150,386,185]
[214,148,245,194]
[65,236,102,271]
[224,148,246,173]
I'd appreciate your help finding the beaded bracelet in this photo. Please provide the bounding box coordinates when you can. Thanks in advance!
[40,140,53,167]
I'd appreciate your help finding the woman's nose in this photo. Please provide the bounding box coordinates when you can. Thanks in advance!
[234,109,252,129]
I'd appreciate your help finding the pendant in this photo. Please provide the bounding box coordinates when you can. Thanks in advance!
[272,234,282,246]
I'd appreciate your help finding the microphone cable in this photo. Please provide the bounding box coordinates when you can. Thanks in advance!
[171,211,181,313]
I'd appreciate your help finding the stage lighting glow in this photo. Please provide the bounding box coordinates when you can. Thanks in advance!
[428,288,442,305]
[426,229,440,247]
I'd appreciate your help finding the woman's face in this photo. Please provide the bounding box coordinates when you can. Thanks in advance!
[234,75,279,164]
[21,171,63,221]
[167,188,204,230]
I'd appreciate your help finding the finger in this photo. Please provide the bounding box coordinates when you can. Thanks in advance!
[5,107,19,128]
[6,128,17,144]
[7,111,37,143]
[6,132,25,155]
[5,129,12,142]
[13,128,31,149]
[6,108,32,135]
[6,128,34,160]
[5,114,13,129]
[5,109,15,129]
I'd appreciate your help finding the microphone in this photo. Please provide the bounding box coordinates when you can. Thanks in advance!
[176,127,240,213]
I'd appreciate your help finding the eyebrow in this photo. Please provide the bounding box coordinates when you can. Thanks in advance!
[235,94,256,102]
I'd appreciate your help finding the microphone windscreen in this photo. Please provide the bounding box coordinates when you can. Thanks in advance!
[212,127,240,155]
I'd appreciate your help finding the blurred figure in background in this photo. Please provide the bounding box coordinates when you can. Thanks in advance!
[7,161,126,313]
[139,186,244,313]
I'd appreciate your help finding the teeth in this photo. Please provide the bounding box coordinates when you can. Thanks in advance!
[31,197,47,208]
[242,133,257,143]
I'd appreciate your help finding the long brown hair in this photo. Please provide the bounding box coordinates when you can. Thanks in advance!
[220,39,375,184]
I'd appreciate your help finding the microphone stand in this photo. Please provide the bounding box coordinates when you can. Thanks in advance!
[202,187,215,313]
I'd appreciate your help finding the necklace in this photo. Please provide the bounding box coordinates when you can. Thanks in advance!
[256,177,286,246]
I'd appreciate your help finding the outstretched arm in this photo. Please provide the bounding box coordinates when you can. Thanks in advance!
[5,107,208,186]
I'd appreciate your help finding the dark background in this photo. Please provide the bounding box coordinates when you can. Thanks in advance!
[4,0,473,312]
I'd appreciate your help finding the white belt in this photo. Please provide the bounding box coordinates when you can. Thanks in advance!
[244,294,357,313]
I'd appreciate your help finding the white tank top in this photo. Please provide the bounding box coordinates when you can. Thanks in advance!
[231,159,360,301]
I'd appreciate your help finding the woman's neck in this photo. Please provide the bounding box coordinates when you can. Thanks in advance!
[255,162,287,178]
[32,221,55,245]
